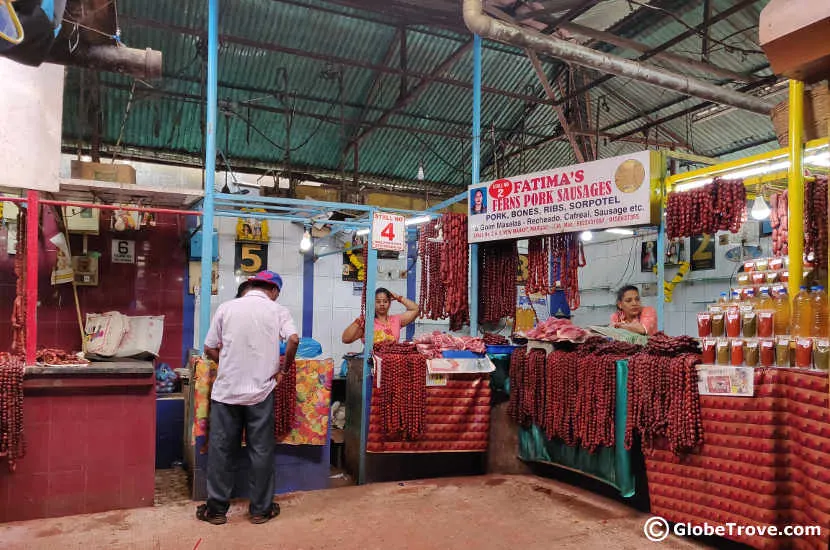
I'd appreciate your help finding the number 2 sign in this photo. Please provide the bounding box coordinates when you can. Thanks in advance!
[371,212,405,252]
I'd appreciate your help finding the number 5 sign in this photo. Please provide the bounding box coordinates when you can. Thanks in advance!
[371,211,405,252]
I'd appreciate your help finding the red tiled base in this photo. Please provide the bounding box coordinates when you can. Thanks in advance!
[0,374,155,522]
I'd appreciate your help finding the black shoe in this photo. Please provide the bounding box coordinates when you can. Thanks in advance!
[196,503,227,525]
[250,502,280,524]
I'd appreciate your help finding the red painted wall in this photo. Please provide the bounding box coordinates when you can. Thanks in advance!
[0,208,187,366]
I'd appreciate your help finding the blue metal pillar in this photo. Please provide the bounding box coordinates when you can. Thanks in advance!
[469,34,482,336]
[302,253,314,338]
[199,0,219,346]
[359,210,378,485]
[406,230,417,341]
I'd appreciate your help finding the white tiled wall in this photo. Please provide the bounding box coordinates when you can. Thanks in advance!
[196,218,442,361]
[572,225,772,336]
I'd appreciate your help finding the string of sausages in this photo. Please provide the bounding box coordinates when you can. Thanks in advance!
[665,178,746,239]
[624,333,703,456]
[508,339,642,452]
[11,209,26,356]
[482,333,509,346]
[804,175,828,269]
[550,233,585,310]
[418,220,447,321]
[373,342,427,441]
[0,353,25,471]
[526,236,549,295]
[769,190,788,257]
[273,357,297,439]
[478,240,518,324]
[440,213,469,331]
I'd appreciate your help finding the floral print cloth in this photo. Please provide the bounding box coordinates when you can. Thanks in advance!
[277,359,334,446]
[191,356,333,451]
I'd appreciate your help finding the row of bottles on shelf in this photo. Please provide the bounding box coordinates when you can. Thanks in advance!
[700,337,829,371]
[700,285,830,338]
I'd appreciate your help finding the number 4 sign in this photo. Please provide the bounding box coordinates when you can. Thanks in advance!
[371,211,405,252]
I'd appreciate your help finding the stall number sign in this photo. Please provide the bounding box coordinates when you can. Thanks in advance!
[371,212,405,252]
[111,239,135,264]
[235,242,268,274]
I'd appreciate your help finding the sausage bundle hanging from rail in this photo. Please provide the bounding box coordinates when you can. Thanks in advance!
[11,209,26,356]
[805,175,828,269]
[418,213,470,331]
[665,178,746,240]
[525,233,585,310]
[0,353,25,471]
[508,339,641,453]
[478,240,518,324]
[625,333,703,456]
[373,342,427,441]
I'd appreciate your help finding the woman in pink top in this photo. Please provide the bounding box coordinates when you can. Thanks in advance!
[610,285,657,336]
[342,288,420,345]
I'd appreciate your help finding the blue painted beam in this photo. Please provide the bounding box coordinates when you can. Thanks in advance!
[198,0,219,346]
[302,252,314,338]
[406,233,417,341]
[469,34,482,336]
[426,191,468,213]
[359,209,378,485]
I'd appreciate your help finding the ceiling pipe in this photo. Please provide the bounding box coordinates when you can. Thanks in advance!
[46,45,162,80]
[462,0,775,116]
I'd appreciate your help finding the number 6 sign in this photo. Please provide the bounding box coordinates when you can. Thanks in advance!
[371,211,405,252]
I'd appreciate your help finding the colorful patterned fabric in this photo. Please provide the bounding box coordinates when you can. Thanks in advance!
[191,355,218,453]
[192,357,333,450]
[277,359,334,446]
[645,368,829,550]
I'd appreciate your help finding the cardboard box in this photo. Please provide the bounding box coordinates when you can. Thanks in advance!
[70,160,136,185]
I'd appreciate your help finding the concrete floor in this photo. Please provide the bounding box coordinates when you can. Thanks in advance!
[0,474,711,550]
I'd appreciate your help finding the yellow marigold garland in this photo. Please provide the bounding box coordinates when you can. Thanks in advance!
[653,261,690,303]
[345,243,365,281]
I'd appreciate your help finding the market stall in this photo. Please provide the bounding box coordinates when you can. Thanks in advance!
[0,180,203,522]
[640,95,830,548]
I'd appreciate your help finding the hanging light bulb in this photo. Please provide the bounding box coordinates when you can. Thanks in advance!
[417,161,425,181]
[299,230,312,252]
[750,195,771,221]
[580,230,593,242]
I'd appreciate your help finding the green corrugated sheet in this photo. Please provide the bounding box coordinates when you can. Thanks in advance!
[61,0,777,189]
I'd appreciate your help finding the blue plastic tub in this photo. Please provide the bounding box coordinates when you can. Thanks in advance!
[441,350,485,359]
[486,344,518,355]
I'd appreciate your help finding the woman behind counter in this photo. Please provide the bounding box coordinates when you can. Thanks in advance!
[342,287,420,345]
[610,285,657,336]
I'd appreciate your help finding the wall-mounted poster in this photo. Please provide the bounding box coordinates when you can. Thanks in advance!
[188,261,219,295]
[516,253,528,284]
[641,241,656,272]
[665,239,686,267]
[691,234,716,271]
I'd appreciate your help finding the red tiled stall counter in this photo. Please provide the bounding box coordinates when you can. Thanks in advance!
[367,374,491,453]
[0,369,156,522]
[645,368,830,550]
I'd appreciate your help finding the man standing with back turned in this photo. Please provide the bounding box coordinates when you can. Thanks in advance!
[197,270,299,525]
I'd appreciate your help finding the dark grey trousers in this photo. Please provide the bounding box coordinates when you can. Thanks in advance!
[206,393,275,516]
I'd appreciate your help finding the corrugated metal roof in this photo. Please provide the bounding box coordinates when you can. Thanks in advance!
[61,0,781,194]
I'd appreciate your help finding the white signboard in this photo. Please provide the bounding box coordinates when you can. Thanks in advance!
[371,211,405,252]
[111,239,136,264]
[468,151,655,243]
[696,365,754,397]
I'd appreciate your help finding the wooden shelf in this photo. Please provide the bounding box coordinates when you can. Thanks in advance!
[54,178,203,209]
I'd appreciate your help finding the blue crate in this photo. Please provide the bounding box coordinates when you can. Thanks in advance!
[486,345,518,355]
[441,350,485,359]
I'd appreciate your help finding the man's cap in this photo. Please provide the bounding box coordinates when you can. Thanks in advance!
[248,270,283,291]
